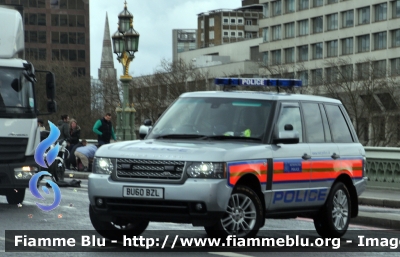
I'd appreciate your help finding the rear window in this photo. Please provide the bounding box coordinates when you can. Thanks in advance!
[324,104,354,143]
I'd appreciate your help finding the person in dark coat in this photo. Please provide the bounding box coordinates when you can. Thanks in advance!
[92,113,117,146]
[58,114,69,141]
[67,118,81,147]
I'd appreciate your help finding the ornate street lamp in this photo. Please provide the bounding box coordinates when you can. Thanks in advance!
[111,0,140,140]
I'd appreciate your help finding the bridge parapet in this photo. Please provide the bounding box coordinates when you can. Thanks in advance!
[365,147,400,190]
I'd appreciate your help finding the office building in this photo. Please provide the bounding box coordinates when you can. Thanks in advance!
[197,0,264,48]
[172,29,197,62]
[259,0,400,86]
[1,0,90,78]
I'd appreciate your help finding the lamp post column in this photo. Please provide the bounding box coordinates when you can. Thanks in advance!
[111,1,140,141]
[115,103,123,140]
[120,77,132,140]
[130,103,136,140]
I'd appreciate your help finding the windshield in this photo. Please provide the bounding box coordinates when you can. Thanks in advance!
[147,97,273,140]
[0,67,35,114]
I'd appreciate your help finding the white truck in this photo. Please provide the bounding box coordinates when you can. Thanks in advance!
[0,6,56,204]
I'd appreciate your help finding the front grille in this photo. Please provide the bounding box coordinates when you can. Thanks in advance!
[0,137,28,162]
[116,159,185,180]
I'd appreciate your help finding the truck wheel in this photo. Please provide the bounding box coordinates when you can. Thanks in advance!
[313,182,351,238]
[204,185,264,238]
[89,205,149,241]
[6,188,25,205]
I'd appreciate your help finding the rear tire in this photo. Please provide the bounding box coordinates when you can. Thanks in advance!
[314,182,351,238]
[89,205,149,241]
[204,185,264,238]
[6,188,25,204]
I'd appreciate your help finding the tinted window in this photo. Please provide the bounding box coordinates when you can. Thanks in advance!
[324,104,353,143]
[277,106,303,142]
[319,104,332,142]
[302,102,324,143]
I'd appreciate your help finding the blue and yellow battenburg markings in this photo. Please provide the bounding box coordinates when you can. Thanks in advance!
[226,157,363,204]
[227,160,267,187]
[272,157,364,184]
[214,77,303,88]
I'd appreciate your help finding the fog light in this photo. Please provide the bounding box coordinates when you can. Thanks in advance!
[96,198,104,206]
[195,203,203,211]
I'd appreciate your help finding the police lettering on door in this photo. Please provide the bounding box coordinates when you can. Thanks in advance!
[273,189,328,204]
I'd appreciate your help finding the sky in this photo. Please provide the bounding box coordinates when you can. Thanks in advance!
[89,0,242,79]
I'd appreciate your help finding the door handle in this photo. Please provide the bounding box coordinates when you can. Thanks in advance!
[302,153,311,160]
[331,153,340,159]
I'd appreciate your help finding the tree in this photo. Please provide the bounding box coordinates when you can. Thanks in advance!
[33,59,95,139]
[259,57,400,146]
[131,58,211,125]
[90,76,122,128]
[309,58,400,147]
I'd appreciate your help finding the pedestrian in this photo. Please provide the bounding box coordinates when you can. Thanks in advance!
[92,113,117,146]
[67,118,81,149]
[74,143,98,172]
[57,114,70,141]
[67,139,87,170]
[37,118,46,131]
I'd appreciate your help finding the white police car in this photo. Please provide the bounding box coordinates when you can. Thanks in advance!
[88,78,367,240]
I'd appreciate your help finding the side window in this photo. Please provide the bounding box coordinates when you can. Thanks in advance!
[302,102,325,143]
[277,106,303,142]
[324,104,354,143]
[319,104,332,142]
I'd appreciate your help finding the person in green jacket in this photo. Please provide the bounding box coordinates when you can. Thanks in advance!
[92,113,117,146]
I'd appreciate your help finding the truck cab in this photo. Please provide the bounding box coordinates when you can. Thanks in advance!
[0,6,56,204]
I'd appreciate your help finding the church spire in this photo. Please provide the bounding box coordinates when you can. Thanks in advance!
[99,12,117,80]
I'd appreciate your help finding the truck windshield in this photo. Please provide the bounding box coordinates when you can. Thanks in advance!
[0,67,35,114]
[147,97,273,140]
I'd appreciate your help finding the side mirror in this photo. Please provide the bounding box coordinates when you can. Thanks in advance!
[139,125,151,139]
[47,100,57,113]
[143,119,152,126]
[273,124,299,144]
[46,72,56,100]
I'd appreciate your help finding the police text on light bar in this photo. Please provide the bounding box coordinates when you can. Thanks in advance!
[214,78,302,87]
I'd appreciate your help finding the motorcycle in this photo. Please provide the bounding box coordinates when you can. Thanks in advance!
[39,131,69,182]
[46,139,69,182]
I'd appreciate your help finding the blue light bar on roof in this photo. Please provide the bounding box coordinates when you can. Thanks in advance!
[214,78,302,87]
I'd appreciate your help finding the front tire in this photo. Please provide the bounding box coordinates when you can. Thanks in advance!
[6,188,25,204]
[49,160,65,182]
[89,205,149,241]
[204,185,264,238]
[314,182,351,238]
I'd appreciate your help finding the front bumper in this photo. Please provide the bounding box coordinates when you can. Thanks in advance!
[0,156,37,190]
[88,174,232,226]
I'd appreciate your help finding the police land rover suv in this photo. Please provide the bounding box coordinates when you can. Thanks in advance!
[88,78,367,240]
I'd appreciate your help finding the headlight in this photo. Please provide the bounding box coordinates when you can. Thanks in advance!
[14,166,38,179]
[186,162,225,179]
[94,157,115,174]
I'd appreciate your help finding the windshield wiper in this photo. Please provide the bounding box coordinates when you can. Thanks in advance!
[155,134,262,142]
[201,135,262,142]
[155,134,208,139]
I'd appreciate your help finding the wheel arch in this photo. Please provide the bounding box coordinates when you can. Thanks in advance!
[333,173,358,218]
[235,173,266,227]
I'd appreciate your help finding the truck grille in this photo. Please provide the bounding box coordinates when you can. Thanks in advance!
[0,137,28,162]
[116,159,185,180]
